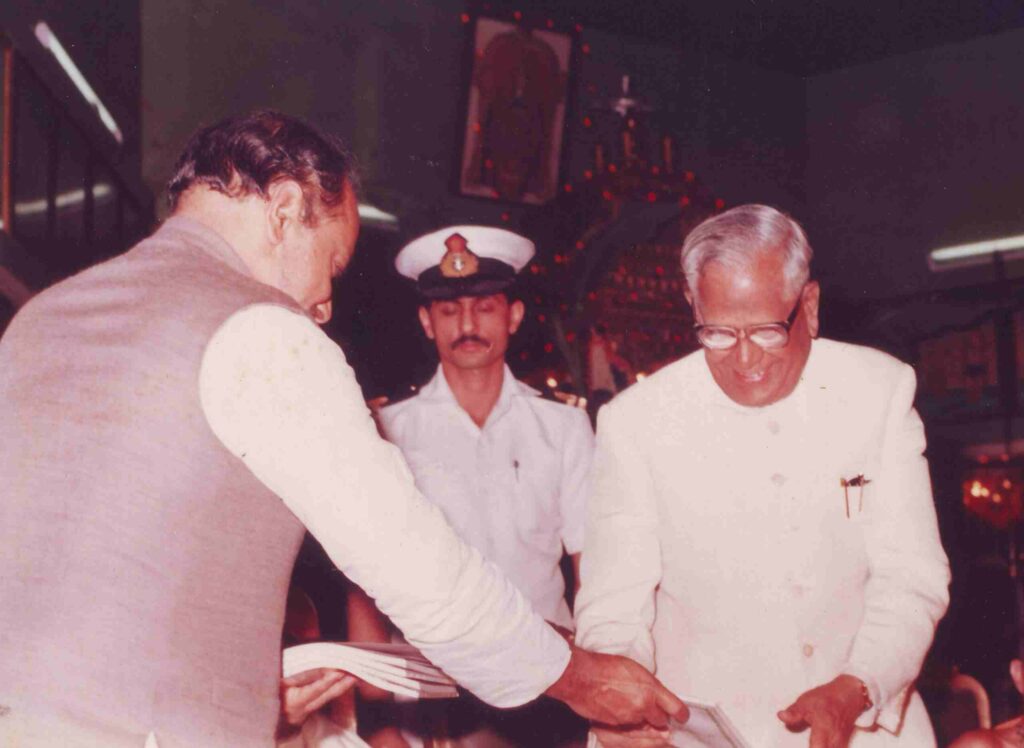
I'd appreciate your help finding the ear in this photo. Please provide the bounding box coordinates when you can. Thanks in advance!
[508,299,525,335]
[1010,659,1024,695]
[802,281,821,338]
[417,305,435,340]
[264,180,307,246]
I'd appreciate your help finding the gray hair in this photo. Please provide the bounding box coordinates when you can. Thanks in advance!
[680,204,812,303]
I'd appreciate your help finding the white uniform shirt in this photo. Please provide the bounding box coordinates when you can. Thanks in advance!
[379,365,594,628]
[199,305,570,709]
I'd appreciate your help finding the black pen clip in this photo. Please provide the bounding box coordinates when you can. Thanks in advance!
[840,474,871,517]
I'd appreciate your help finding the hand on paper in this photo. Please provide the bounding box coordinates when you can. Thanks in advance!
[545,645,687,728]
[279,668,358,729]
[777,674,865,748]
[592,724,674,747]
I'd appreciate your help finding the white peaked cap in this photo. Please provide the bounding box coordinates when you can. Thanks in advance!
[395,225,535,280]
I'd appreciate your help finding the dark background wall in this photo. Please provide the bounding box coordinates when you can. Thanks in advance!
[4,2,1018,381]
[806,27,1024,302]
[139,0,808,396]
[138,3,1024,308]
[141,1,807,224]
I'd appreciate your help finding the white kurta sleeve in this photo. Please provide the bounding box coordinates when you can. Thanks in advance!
[843,365,950,731]
[198,304,570,707]
[573,400,661,671]
[558,409,595,556]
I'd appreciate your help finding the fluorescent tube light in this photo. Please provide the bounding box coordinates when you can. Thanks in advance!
[357,203,400,231]
[929,233,1024,271]
[34,21,123,145]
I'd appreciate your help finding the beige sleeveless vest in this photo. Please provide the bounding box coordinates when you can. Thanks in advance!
[0,217,307,746]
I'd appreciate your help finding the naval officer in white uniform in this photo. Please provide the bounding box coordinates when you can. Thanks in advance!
[352,226,593,748]
[575,204,951,748]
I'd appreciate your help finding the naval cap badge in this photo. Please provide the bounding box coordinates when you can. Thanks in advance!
[439,233,480,278]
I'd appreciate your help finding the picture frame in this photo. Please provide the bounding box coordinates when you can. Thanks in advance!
[456,16,572,206]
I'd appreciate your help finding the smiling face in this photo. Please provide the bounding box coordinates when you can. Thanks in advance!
[693,251,819,407]
[275,179,359,324]
[418,293,525,373]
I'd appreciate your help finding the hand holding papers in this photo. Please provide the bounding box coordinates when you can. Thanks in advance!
[545,645,687,727]
[590,697,750,748]
[279,669,358,732]
[282,642,459,700]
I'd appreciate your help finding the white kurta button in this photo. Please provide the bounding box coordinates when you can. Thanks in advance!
[767,420,781,435]
[802,643,814,657]
[771,473,787,486]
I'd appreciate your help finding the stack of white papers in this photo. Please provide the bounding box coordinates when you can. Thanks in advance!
[585,696,751,748]
[669,697,751,748]
[282,641,459,700]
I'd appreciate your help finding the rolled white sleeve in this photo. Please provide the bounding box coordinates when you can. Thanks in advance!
[198,304,570,707]
[844,366,951,731]
[573,401,660,671]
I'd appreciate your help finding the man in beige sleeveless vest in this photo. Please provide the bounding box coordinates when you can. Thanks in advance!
[0,111,684,748]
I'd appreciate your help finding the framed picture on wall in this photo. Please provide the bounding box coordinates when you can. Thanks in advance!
[457,16,572,205]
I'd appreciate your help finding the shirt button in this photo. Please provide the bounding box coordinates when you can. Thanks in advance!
[767,420,781,435]
[802,644,815,658]
[771,473,787,486]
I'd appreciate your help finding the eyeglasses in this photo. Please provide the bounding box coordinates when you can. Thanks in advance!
[693,288,805,352]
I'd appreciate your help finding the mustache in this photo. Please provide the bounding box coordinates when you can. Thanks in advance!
[451,335,491,350]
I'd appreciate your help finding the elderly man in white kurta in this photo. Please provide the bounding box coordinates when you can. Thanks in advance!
[575,204,950,748]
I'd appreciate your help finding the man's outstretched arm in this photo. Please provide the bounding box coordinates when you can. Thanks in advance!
[201,305,684,728]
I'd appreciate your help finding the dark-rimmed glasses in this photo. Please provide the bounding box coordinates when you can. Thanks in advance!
[693,287,806,351]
